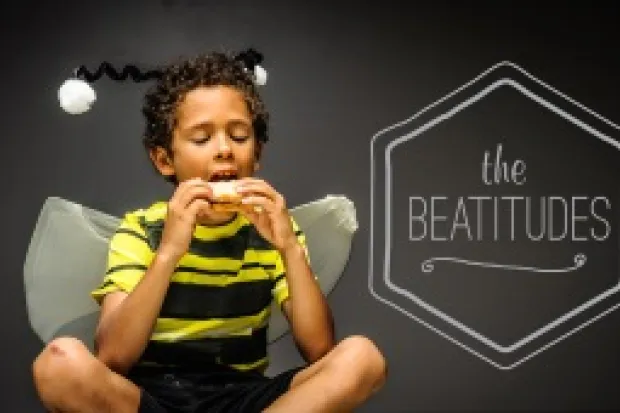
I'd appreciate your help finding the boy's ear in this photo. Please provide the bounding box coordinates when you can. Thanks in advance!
[149,147,175,178]
[253,141,263,172]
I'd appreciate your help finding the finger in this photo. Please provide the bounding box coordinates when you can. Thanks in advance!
[172,177,208,199]
[240,207,259,224]
[240,204,268,226]
[241,195,277,214]
[170,178,200,210]
[236,181,279,202]
[178,182,214,209]
[235,177,271,191]
[189,199,210,219]
[242,204,264,214]
[173,177,204,201]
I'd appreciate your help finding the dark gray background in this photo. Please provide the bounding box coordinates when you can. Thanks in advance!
[3,1,620,411]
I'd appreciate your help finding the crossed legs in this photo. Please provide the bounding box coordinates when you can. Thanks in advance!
[265,335,387,413]
[32,335,387,413]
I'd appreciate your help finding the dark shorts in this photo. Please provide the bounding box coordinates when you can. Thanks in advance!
[131,364,304,413]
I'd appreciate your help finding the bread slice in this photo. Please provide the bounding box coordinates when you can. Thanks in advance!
[209,181,242,212]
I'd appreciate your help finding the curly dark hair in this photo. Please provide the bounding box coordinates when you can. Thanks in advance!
[141,50,269,183]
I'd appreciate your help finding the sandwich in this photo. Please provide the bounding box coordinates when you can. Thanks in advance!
[209,180,243,212]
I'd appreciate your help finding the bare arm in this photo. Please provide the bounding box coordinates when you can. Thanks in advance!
[94,178,212,375]
[94,251,178,375]
[234,177,335,363]
[281,242,335,363]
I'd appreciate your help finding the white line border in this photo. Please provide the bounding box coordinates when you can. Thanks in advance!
[369,61,620,369]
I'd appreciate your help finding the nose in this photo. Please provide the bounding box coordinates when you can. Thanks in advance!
[214,132,232,159]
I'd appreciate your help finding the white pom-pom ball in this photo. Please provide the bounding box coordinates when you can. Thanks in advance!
[253,65,267,86]
[58,78,96,115]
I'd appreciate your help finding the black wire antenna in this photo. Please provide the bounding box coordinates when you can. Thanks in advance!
[73,62,162,83]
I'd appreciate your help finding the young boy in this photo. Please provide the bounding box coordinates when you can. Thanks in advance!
[32,50,386,413]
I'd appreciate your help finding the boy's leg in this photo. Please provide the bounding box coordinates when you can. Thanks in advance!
[264,335,387,413]
[32,336,143,413]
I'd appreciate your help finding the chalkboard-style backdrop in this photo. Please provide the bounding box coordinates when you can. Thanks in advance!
[2,2,619,411]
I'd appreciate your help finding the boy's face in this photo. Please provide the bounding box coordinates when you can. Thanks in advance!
[152,84,260,181]
[151,85,260,222]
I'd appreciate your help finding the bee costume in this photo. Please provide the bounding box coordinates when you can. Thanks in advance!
[24,49,358,413]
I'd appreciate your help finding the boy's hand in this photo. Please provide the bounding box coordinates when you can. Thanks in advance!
[157,178,212,263]
[235,178,298,253]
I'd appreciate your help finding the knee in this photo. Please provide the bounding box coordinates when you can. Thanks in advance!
[331,335,387,391]
[32,336,93,391]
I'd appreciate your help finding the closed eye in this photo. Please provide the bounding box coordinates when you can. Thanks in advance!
[191,135,248,144]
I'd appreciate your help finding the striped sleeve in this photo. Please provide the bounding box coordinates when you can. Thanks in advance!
[271,217,311,306]
[90,211,154,305]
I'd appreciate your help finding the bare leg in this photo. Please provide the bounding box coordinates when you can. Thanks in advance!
[264,335,387,413]
[32,336,142,413]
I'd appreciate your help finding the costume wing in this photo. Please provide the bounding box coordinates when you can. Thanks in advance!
[24,195,357,351]
[23,197,120,350]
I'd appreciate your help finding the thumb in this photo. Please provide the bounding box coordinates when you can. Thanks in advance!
[191,199,210,219]
[241,206,260,224]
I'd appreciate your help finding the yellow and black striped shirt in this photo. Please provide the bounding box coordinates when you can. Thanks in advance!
[91,201,308,373]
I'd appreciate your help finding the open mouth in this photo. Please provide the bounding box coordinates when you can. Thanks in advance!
[209,171,238,182]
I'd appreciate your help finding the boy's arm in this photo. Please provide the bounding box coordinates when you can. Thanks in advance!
[235,177,335,362]
[93,178,212,374]
[94,251,178,375]
[280,240,335,363]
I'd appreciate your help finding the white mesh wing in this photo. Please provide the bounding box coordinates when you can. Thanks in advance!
[23,197,121,350]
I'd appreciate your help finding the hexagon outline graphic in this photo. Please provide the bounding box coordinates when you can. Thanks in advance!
[369,61,620,370]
